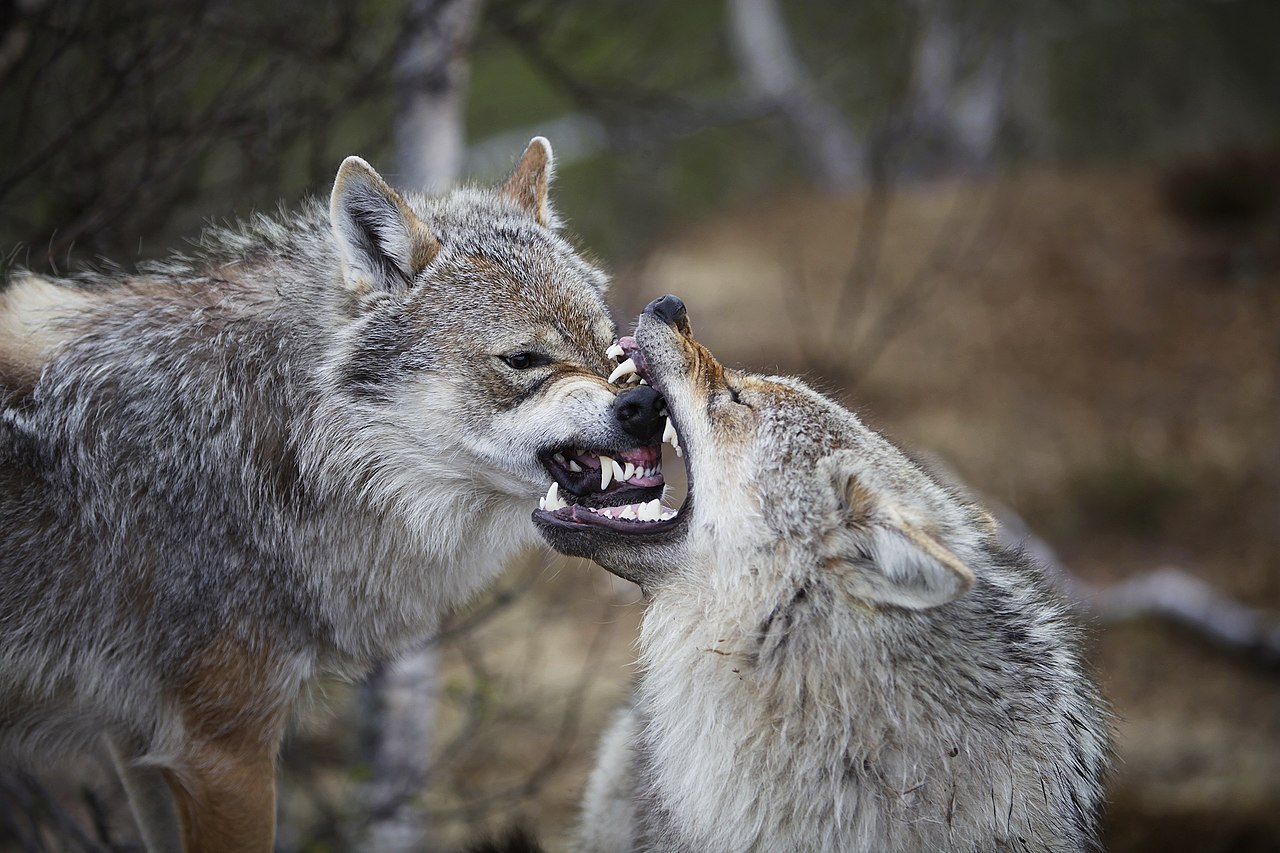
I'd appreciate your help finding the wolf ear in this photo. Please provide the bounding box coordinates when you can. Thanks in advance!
[824,452,975,611]
[330,156,442,292]
[500,137,555,227]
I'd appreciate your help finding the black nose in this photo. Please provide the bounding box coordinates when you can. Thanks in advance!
[645,294,686,325]
[613,385,665,442]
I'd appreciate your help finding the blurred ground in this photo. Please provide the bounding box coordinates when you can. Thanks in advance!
[4,162,1278,852]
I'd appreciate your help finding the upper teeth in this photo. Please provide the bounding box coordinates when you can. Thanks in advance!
[663,417,682,457]
[554,451,664,490]
[606,342,625,360]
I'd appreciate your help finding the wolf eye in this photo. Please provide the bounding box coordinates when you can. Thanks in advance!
[501,352,548,370]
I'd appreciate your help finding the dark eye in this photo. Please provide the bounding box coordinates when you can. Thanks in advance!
[502,352,547,370]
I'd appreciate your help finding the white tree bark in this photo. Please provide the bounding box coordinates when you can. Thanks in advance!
[901,0,1020,174]
[392,0,483,192]
[358,2,482,851]
[727,0,864,190]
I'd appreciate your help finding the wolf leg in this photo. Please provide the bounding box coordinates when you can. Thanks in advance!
[164,739,277,853]
[108,736,185,852]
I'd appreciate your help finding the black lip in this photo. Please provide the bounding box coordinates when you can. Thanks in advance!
[532,497,691,537]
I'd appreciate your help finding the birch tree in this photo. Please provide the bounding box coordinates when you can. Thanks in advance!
[356,2,483,851]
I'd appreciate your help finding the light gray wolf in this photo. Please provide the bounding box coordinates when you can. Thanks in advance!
[535,295,1111,852]
[0,139,668,852]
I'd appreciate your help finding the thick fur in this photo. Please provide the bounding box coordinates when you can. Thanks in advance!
[0,139,630,851]
[555,307,1111,852]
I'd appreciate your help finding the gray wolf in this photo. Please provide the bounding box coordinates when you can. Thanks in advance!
[535,295,1111,852]
[0,139,667,852]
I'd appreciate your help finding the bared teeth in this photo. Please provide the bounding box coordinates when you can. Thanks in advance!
[611,458,626,483]
[599,454,614,489]
[539,481,567,512]
[585,500,678,522]
[608,358,638,385]
[663,417,683,457]
[568,460,582,473]
[622,461,635,482]
[606,342,625,361]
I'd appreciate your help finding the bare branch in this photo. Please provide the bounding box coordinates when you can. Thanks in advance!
[726,0,864,190]
[993,503,1280,668]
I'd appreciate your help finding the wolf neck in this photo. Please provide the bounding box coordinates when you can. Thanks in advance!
[633,572,973,851]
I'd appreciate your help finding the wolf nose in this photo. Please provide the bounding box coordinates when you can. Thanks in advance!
[613,385,665,442]
[645,294,686,325]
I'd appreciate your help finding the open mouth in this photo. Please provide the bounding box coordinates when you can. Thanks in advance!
[533,335,689,535]
[538,442,666,508]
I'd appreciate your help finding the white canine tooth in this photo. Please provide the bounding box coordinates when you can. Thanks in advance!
[663,417,676,445]
[544,481,567,511]
[599,455,614,489]
[622,461,636,482]
[568,460,582,473]
[608,358,638,384]
[606,342,625,360]
[638,378,648,385]
[611,458,626,483]
[538,496,546,510]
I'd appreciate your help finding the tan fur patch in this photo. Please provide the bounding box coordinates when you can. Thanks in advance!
[843,477,878,525]
[0,274,99,384]
[164,744,276,853]
[164,633,286,852]
[176,635,287,749]
[501,138,553,226]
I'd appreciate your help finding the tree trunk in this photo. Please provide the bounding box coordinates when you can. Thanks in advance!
[727,0,864,191]
[357,2,481,851]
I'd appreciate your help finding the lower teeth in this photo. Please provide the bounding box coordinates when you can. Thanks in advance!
[588,499,677,522]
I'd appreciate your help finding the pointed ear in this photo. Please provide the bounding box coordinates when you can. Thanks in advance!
[825,452,975,610]
[500,137,555,227]
[330,156,441,292]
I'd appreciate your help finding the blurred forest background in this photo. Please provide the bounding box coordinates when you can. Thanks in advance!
[2,0,1279,851]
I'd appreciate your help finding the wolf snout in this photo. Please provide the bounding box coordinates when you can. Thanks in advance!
[644,294,686,325]
[613,385,666,442]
